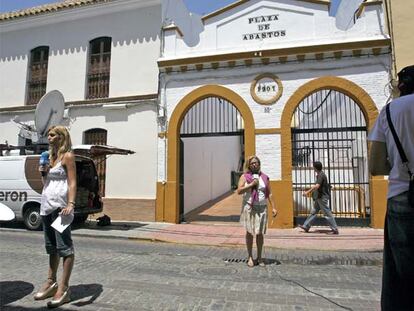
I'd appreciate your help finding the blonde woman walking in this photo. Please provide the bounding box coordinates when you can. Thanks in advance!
[35,126,76,308]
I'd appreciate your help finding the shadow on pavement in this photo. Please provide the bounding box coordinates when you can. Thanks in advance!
[0,221,26,230]
[0,220,148,232]
[264,258,282,266]
[3,306,77,311]
[69,283,103,306]
[71,221,148,231]
[185,215,240,222]
[0,281,34,306]
[0,282,102,310]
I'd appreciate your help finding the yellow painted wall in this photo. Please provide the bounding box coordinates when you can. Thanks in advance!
[386,0,414,72]
[268,180,294,228]
[370,178,388,228]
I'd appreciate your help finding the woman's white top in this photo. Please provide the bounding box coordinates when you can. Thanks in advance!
[243,176,267,206]
[40,162,70,216]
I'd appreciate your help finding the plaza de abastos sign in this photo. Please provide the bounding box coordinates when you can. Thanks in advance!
[243,14,286,41]
[250,73,283,105]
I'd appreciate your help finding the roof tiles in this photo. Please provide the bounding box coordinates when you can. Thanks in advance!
[0,0,111,21]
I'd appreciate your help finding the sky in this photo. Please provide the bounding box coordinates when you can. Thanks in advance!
[0,0,341,15]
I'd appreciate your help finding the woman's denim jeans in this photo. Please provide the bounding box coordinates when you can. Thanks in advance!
[382,191,414,311]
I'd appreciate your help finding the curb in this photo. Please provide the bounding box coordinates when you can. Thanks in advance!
[0,226,384,253]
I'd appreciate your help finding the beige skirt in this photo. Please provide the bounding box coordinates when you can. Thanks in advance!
[240,203,268,235]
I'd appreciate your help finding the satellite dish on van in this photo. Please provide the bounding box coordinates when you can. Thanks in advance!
[0,202,15,221]
[35,90,65,138]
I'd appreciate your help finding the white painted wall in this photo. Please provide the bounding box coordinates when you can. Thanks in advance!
[162,0,386,58]
[158,54,391,182]
[0,1,161,201]
[68,102,158,198]
[0,101,158,199]
[182,136,241,214]
[0,2,161,106]
[158,0,391,186]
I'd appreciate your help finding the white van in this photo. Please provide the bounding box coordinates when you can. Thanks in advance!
[0,154,103,230]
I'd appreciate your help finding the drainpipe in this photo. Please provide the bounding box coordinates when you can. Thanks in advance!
[383,0,398,99]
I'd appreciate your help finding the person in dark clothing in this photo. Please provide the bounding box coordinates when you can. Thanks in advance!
[368,65,414,311]
[299,161,339,234]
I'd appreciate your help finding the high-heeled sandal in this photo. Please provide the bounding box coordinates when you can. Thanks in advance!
[47,288,71,308]
[247,257,255,267]
[34,281,58,300]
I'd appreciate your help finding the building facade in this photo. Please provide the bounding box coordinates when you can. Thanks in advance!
[0,0,400,228]
[156,0,391,228]
[0,0,161,220]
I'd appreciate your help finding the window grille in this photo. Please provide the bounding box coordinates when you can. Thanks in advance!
[26,46,49,106]
[86,37,111,99]
[180,97,244,136]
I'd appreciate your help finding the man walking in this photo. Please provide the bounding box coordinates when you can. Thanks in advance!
[368,65,414,311]
[299,161,339,234]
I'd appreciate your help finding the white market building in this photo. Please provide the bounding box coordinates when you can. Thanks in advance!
[156,0,391,228]
[0,0,392,228]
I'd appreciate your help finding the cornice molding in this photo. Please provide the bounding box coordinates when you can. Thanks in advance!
[0,94,158,114]
[163,24,184,37]
[158,38,391,68]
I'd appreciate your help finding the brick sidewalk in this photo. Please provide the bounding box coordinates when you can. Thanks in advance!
[149,224,384,251]
[0,218,384,252]
[68,221,384,252]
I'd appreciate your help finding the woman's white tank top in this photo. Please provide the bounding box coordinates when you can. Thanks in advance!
[40,162,70,216]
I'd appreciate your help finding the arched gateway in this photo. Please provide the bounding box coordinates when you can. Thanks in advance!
[280,76,387,228]
[156,85,255,223]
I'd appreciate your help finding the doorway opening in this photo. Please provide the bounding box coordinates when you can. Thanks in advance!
[179,96,244,224]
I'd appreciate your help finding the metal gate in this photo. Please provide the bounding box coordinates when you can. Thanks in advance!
[181,97,244,136]
[291,89,370,226]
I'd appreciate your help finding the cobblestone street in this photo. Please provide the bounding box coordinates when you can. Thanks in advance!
[1,231,381,311]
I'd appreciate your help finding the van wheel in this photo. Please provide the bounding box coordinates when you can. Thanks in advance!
[23,206,42,231]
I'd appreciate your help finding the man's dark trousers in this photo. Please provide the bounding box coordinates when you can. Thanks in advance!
[382,191,414,311]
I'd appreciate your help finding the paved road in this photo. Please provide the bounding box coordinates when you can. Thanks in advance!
[1,231,381,311]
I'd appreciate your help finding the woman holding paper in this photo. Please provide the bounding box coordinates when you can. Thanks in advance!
[237,155,277,267]
[35,125,76,308]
